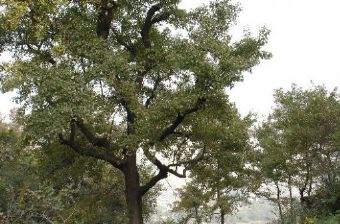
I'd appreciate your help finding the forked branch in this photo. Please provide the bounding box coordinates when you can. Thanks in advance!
[140,154,186,196]
[159,97,206,141]
[59,118,124,169]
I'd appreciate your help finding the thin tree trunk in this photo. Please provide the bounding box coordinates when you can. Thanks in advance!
[123,155,143,224]
[217,189,225,224]
[220,208,225,224]
[288,175,293,216]
[275,181,284,224]
[195,206,201,224]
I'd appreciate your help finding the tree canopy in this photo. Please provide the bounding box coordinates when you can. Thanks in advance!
[0,0,269,223]
[256,85,340,224]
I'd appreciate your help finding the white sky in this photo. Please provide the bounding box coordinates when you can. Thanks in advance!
[229,0,340,117]
[2,0,340,119]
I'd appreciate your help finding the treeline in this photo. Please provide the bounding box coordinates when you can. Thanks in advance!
[0,0,339,224]
[256,85,340,224]
[1,84,340,224]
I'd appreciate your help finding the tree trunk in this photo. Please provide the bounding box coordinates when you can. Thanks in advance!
[288,175,293,217]
[275,181,284,224]
[217,188,225,224]
[123,155,143,224]
[195,206,202,224]
[220,208,225,224]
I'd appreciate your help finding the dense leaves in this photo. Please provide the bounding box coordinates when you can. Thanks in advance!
[257,85,340,224]
[0,0,269,223]
[0,119,161,223]
[174,113,257,224]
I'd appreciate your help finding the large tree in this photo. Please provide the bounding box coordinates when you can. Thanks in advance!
[0,0,269,223]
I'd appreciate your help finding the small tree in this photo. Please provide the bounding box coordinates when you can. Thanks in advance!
[174,113,256,224]
[257,85,340,223]
[0,1,269,223]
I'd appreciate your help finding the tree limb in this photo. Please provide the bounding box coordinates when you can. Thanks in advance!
[96,0,117,39]
[168,146,206,169]
[58,118,124,169]
[25,44,56,65]
[120,98,135,135]
[139,166,168,196]
[112,29,137,56]
[145,77,162,108]
[75,118,111,148]
[159,97,206,141]
[140,98,206,195]
[140,3,170,48]
[139,154,186,196]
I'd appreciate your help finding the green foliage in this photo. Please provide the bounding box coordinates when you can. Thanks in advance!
[173,113,258,223]
[0,120,162,223]
[316,212,340,224]
[0,0,270,222]
[257,85,340,224]
[0,0,269,154]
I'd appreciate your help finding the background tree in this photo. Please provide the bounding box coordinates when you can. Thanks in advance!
[174,113,258,224]
[0,0,270,223]
[256,85,340,223]
[256,120,298,224]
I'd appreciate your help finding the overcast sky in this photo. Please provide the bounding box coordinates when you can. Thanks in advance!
[1,0,340,120]
[181,0,340,117]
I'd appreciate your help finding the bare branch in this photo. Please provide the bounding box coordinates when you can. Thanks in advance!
[140,167,168,196]
[140,97,206,195]
[167,167,186,178]
[140,149,187,195]
[141,4,161,48]
[59,134,123,169]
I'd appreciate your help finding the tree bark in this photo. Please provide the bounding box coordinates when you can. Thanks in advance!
[123,155,143,224]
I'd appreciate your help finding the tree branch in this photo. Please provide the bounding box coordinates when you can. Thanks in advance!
[140,98,206,195]
[112,29,137,56]
[158,97,206,141]
[140,149,187,196]
[140,166,168,196]
[168,146,206,169]
[140,3,170,48]
[141,4,161,48]
[145,77,162,108]
[120,98,135,135]
[58,118,124,169]
[75,118,111,148]
[96,0,117,39]
[26,44,56,65]
[139,160,186,196]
